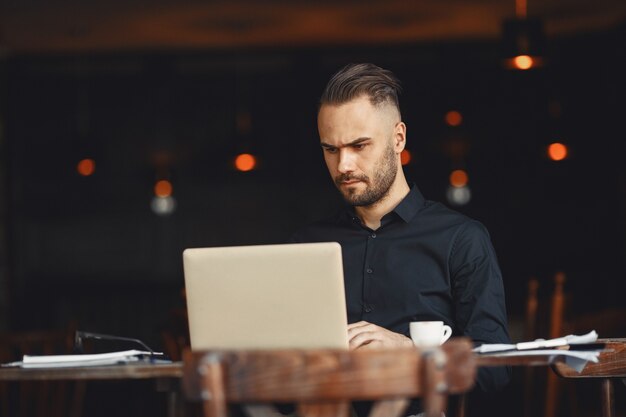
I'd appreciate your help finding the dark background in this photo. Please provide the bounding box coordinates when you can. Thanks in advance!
[0,2,625,415]
[3,33,625,344]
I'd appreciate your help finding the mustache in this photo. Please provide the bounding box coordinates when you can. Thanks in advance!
[335,173,369,186]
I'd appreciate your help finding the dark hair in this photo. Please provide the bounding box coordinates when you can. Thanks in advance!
[320,63,402,113]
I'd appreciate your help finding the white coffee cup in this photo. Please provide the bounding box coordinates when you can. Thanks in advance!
[410,321,452,347]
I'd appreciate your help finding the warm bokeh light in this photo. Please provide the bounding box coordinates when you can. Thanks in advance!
[235,153,257,172]
[445,110,463,127]
[548,142,568,161]
[77,158,96,176]
[513,55,534,70]
[401,149,412,165]
[503,55,544,70]
[154,179,173,197]
[449,169,469,188]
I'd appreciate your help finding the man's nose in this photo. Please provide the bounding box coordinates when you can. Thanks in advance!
[337,149,356,173]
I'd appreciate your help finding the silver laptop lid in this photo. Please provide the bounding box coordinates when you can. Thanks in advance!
[183,242,348,350]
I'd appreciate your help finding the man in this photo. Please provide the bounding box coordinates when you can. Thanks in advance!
[291,63,510,413]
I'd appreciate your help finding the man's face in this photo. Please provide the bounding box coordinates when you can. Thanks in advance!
[318,95,405,207]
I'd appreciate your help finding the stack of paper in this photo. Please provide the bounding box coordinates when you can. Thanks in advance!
[473,330,599,354]
[473,330,603,372]
[2,350,169,368]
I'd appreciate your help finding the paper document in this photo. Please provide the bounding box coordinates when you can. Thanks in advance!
[473,330,598,354]
[2,349,169,368]
[479,348,601,372]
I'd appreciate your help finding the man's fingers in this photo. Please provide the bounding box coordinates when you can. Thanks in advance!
[348,331,377,350]
[347,321,377,337]
[358,340,383,350]
[347,321,372,331]
[347,322,414,350]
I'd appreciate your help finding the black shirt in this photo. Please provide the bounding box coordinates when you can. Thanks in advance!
[291,185,511,393]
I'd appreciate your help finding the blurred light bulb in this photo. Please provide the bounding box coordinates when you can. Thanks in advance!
[449,169,469,188]
[547,142,568,161]
[235,153,256,172]
[401,149,412,166]
[154,180,173,197]
[446,185,471,206]
[513,55,534,70]
[77,158,96,176]
[151,196,176,216]
[445,111,463,127]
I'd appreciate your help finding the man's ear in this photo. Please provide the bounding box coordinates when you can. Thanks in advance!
[394,122,407,153]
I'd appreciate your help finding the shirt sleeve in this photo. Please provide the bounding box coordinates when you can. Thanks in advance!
[449,219,511,392]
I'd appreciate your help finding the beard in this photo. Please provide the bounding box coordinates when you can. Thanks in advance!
[334,141,398,207]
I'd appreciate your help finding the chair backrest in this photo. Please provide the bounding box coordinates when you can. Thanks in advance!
[183,338,476,417]
[0,329,74,362]
[0,327,83,417]
[528,272,626,417]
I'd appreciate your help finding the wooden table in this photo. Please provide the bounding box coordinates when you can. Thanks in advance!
[552,339,626,378]
[0,362,183,381]
[0,363,185,417]
[2,341,623,417]
[475,339,626,417]
[552,339,626,417]
[476,353,566,367]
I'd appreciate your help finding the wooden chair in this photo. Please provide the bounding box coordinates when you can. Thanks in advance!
[0,327,85,417]
[521,277,539,417]
[544,271,567,417]
[182,338,476,417]
[552,339,626,417]
[161,307,190,362]
[529,272,626,417]
[161,288,191,362]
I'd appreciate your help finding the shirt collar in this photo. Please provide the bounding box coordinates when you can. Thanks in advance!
[341,183,425,225]
[389,183,425,223]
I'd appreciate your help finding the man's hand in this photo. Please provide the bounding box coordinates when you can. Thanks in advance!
[347,321,414,350]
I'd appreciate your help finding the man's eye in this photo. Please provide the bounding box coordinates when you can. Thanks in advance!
[324,147,338,154]
[352,143,366,150]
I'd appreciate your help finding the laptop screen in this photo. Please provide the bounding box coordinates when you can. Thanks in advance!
[183,242,348,350]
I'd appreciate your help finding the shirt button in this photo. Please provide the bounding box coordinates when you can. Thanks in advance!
[370,233,376,238]
[366,268,373,274]
[364,305,372,313]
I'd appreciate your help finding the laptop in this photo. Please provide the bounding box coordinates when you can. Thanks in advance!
[182,242,348,350]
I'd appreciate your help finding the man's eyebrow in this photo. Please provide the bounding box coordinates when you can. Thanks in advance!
[320,137,371,148]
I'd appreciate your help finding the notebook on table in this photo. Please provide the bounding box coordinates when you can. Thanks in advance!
[182,242,348,350]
